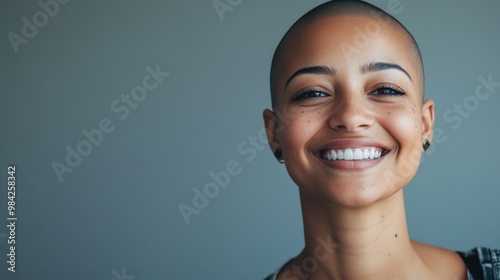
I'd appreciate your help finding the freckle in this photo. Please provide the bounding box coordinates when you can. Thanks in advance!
[307,121,310,123]
[389,253,391,257]
[302,111,304,114]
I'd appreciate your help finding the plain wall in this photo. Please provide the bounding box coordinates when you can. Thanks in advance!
[1,0,499,279]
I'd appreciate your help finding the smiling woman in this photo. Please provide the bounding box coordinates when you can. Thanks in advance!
[262,1,500,280]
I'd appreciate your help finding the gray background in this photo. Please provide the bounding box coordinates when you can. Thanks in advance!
[1,0,499,279]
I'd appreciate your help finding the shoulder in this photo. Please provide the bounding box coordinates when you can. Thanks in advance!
[412,240,468,279]
[413,242,500,279]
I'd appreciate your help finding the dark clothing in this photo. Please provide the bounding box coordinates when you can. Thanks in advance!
[458,247,500,280]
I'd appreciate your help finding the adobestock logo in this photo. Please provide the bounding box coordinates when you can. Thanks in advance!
[51,64,169,183]
[443,74,500,130]
[213,0,243,21]
[178,107,294,226]
[341,0,413,62]
[7,0,70,54]
[178,160,243,225]
[280,235,339,280]
[110,267,135,280]
[419,73,499,162]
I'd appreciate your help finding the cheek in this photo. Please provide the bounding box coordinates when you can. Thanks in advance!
[383,105,421,147]
[279,111,324,155]
[282,119,316,148]
[385,105,423,175]
[278,112,324,187]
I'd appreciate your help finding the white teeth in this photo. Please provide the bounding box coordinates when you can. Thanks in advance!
[337,150,344,160]
[321,147,384,161]
[369,148,375,159]
[363,148,370,159]
[353,148,363,160]
[344,149,354,160]
[330,150,337,160]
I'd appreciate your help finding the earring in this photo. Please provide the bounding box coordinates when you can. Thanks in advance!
[423,139,431,152]
[274,149,284,164]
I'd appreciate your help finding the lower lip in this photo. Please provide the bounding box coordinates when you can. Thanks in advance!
[316,154,386,170]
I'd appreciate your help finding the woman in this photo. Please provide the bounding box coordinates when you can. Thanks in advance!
[263,1,499,279]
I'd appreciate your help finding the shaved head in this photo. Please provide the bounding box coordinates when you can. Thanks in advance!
[270,0,424,109]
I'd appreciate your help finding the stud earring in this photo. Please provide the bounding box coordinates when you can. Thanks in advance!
[423,139,431,152]
[274,149,284,164]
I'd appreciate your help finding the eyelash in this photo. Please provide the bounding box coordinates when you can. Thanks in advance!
[291,88,329,102]
[370,85,406,96]
[291,84,406,102]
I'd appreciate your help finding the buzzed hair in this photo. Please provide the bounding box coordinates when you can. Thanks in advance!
[270,0,424,109]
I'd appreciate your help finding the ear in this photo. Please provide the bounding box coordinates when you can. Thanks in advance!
[263,109,281,152]
[421,99,435,144]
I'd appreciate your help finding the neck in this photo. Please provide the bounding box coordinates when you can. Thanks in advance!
[281,190,428,280]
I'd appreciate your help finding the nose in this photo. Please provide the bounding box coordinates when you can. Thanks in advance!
[328,90,373,132]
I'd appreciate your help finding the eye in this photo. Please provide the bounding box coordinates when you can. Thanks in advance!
[370,85,406,96]
[291,89,329,102]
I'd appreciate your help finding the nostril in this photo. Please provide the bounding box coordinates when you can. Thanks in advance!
[330,114,373,129]
[328,105,374,131]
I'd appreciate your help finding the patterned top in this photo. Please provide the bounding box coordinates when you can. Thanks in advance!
[458,247,500,280]
[265,247,500,280]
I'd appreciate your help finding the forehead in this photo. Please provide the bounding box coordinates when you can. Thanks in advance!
[275,15,418,87]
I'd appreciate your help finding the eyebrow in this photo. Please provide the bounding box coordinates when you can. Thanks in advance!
[284,62,412,89]
[361,62,412,81]
[285,66,335,88]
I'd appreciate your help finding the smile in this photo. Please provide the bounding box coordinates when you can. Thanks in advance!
[320,147,384,161]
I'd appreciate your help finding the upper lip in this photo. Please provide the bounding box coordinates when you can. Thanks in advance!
[314,138,391,154]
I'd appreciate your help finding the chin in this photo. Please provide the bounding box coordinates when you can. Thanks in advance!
[299,178,402,209]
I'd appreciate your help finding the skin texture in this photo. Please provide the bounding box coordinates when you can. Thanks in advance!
[263,14,467,280]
